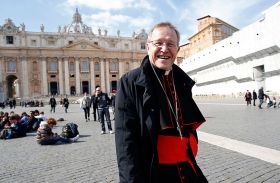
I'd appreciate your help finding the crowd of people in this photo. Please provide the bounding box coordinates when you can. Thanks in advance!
[0,99,44,109]
[244,87,280,108]
[0,109,79,145]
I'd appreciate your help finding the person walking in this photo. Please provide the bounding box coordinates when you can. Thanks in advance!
[49,96,56,113]
[63,95,69,113]
[91,87,99,121]
[244,90,252,106]
[252,90,257,106]
[94,87,113,134]
[110,90,116,120]
[115,22,207,182]
[80,92,91,122]
[258,87,265,109]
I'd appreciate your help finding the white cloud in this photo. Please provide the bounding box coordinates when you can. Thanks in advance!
[132,0,155,11]
[84,12,153,36]
[66,0,154,11]
[166,0,178,11]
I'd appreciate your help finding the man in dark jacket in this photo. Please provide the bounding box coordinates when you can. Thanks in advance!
[258,87,265,109]
[115,22,207,183]
[49,96,56,113]
[91,86,99,121]
[252,90,257,106]
[94,87,113,134]
[63,95,69,113]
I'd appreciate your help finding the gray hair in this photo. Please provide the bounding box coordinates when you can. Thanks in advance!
[147,22,180,46]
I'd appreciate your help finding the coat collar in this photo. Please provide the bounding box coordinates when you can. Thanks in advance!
[135,55,195,90]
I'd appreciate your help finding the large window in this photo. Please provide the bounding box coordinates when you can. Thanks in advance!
[6,36,14,44]
[31,39,37,46]
[49,61,57,72]
[110,62,119,72]
[81,61,89,72]
[140,42,146,50]
[69,62,75,72]
[6,60,16,72]
[48,40,55,46]
[33,61,38,71]
[94,62,100,71]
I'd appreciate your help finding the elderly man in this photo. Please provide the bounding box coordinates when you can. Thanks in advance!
[115,22,207,182]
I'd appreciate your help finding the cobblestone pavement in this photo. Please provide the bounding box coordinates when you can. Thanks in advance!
[0,100,279,183]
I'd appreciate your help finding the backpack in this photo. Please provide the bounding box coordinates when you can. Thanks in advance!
[0,128,13,140]
[60,123,79,138]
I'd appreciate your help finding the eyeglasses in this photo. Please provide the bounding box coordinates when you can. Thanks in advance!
[148,40,178,49]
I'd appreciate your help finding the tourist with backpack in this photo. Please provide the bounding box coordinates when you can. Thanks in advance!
[36,118,78,145]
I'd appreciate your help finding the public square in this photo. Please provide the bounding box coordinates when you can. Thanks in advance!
[0,98,280,183]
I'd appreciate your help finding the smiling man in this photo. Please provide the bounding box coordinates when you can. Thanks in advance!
[115,22,207,183]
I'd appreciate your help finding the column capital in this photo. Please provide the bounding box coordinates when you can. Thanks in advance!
[62,57,69,61]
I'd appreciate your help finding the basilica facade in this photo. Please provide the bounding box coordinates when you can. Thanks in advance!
[0,9,147,101]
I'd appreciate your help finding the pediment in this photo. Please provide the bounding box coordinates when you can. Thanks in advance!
[63,40,103,50]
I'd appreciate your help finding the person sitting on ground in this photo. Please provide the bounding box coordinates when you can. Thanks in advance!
[10,114,26,138]
[272,97,277,108]
[35,111,47,121]
[0,111,5,125]
[26,111,38,132]
[0,112,10,130]
[20,112,29,124]
[265,95,273,108]
[1,114,26,139]
[36,118,79,145]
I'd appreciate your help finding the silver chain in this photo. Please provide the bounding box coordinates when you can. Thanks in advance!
[150,64,183,139]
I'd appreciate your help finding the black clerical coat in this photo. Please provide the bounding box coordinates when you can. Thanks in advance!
[115,56,207,183]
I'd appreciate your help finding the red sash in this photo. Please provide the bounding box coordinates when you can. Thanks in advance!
[157,134,198,172]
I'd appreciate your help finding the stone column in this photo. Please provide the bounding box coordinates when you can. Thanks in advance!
[0,57,4,101]
[75,57,81,95]
[100,58,106,92]
[41,57,48,95]
[105,59,110,93]
[132,59,139,70]
[90,58,95,94]
[64,57,70,95]
[0,57,3,83]
[119,59,125,78]
[21,56,29,98]
[58,58,64,95]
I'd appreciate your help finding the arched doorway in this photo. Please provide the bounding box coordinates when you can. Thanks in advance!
[70,86,76,95]
[111,80,117,92]
[6,75,18,98]
[50,82,58,95]
[82,81,89,94]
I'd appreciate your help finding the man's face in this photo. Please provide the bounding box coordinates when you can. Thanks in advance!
[146,26,180,71]
[96,87,101,95]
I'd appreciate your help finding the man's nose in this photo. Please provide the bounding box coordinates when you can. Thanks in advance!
[159,44,169,51]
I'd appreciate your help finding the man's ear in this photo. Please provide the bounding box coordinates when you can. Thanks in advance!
[146,42,150,52]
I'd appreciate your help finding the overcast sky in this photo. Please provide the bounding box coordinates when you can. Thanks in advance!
[0,0,279,44]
